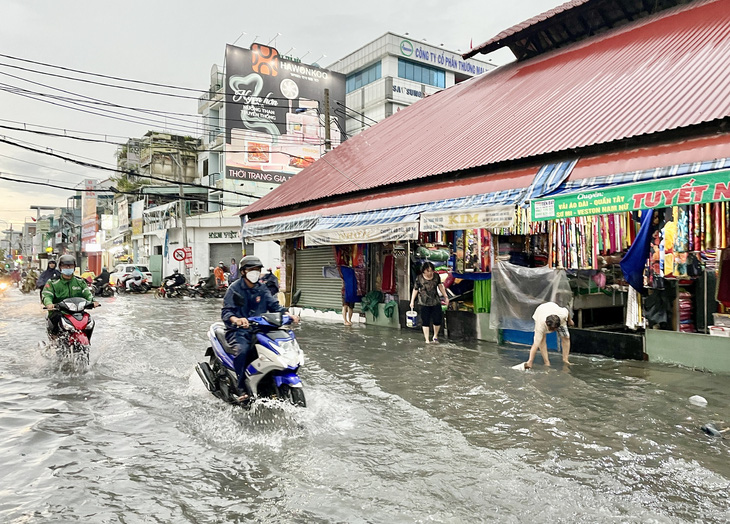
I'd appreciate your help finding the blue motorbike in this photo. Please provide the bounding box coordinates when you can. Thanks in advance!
[196,312,306,407]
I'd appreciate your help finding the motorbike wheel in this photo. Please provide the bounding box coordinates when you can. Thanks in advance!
[103,287,114,297]
[140,283,150,293]
[116,284,125,294]
[277,384,306,407]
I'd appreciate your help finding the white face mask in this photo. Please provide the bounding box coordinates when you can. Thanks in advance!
[245,270,261,284]
[61,268,74,276]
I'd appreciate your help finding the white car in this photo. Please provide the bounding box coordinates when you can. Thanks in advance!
[110,264,153,285]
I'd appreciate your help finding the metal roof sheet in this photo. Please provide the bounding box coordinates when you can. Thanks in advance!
[243,0,730,218]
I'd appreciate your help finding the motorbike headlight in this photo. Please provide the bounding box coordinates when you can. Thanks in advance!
[0,282,7,290]
[60,317,75,331]
[86,318,95,331]
[273,339,302,366]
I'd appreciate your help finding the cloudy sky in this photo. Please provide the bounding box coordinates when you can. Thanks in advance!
[0,0,565,229]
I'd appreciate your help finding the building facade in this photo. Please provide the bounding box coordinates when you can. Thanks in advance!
[328,33,496,136]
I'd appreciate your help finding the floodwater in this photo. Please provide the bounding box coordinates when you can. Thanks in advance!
[0,287,728,523]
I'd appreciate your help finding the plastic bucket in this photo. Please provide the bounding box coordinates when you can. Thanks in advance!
[406,310,417,328]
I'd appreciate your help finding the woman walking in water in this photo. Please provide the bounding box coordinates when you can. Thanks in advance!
[410,262,449,343]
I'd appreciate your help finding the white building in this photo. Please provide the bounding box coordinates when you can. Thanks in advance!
[328,33,496,136]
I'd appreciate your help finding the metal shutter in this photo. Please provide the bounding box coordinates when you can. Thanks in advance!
[208,243,245,269]
[295,246,343,310]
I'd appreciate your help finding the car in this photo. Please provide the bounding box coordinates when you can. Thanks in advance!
[110,264,153,285]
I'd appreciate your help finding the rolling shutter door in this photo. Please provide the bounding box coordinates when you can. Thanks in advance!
[295,246,343,310]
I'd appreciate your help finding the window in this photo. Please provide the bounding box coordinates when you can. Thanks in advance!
[346,61,382,93]
[398,58,445,88]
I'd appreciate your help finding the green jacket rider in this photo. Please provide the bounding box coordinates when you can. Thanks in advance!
[42,254,97,334]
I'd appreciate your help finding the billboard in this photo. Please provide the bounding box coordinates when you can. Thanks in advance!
[225,44,346,184]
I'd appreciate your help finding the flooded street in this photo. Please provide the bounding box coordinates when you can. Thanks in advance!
[1,288,729,523]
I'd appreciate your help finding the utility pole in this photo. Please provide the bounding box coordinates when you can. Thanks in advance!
[173,150,190,283]
[324,88,331,152]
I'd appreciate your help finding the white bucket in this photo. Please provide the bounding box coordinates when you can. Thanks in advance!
[406,310,417,328]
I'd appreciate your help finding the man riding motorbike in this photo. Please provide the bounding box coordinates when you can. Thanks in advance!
[221,256,299,401]
[94,267,110,287]
[41,254,99,337]
[163,268,186,292]
[36,259,61,301]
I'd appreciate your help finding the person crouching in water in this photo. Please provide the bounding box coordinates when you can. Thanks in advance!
[221,256,300,402]
[524,301,574,369]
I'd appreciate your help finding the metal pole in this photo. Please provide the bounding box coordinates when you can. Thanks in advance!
[324,88,331,152]
[175,151,190,283]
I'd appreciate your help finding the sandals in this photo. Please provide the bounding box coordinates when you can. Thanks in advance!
[432,337,439,343]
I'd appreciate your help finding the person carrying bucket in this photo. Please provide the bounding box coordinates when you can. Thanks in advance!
[410,261,449,343]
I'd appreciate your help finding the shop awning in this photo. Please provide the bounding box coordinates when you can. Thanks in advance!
[240,215,320,243]
[304,212,420,246]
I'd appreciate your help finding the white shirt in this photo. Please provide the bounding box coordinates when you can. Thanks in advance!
[532,302,570,342]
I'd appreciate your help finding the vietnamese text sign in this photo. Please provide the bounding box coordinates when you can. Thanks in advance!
[531,169,730,221]
[420,205,515,232]
[305,223,419,246]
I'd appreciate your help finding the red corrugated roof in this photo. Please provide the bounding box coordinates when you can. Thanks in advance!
[243,0,730,218]
[463,0,591,59]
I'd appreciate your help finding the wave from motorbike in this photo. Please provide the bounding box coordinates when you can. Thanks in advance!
[116,276,151,294]
[43,297,98,366]
[196,312,306,407]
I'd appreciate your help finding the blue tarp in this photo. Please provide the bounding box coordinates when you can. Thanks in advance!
[620,210,654,294]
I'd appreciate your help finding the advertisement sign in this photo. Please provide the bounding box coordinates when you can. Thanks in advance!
[118,198,129,230]
[420,205,515,232]
[37,219,50,233]
[183,246,193,268]
[531,169,730,221]
[305,222,419,246]
[225,44,346,184]
[81,179,98,250]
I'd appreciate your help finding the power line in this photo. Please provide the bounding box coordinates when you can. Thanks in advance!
[0,173,240,207]
[0,136,260,199]
[0,152,96,179]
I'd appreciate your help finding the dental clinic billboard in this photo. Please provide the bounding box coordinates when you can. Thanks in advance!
[225,44,346,184]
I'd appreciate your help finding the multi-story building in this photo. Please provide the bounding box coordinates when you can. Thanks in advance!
[328,33,496,136]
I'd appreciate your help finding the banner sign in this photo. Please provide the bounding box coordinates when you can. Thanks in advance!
[420,205,515,232]
[81,179,98,250]
[224,44,346,184]
[531,169,730,221]
[183,246,193,268]
[305,223,419,246]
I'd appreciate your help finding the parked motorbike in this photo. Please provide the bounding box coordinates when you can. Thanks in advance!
[154,279,190,298]
[43,297,97,365]
[196,312,306,407]
[90,281,115,297]
[117,277,150,294]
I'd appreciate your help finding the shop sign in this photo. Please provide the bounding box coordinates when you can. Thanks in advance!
[208,230,239,239]
[131,218,143,236]
[531,169,730,221]
[420,205,514,232]
[183,246,193,268]
[304,223,418,246]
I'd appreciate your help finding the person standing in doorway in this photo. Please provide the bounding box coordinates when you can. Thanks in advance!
[410,262,449,343]
[524,301,574,369]
[229,258,239,283]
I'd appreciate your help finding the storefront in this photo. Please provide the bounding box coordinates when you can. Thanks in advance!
[528,166,730,370]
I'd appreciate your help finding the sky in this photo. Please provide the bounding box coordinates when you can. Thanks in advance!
[0,0,565,230]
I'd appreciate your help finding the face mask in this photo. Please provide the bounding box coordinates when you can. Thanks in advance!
[61,268,74,276]
[246,270,261,284]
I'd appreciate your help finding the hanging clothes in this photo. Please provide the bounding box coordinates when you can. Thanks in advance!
[474,279,491,313]
[381,253,396,294]
[718,249,730,307]
[620,210,654,294]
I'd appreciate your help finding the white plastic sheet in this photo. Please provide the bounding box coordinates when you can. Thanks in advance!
[491,261,572,331]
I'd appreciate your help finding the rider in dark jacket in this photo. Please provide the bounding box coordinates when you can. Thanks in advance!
[163,269,186,290]
[36,259,61,301]
[221,256,299,398]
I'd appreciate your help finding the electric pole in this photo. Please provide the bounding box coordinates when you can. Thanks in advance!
[324,88,331,152]
[173,150,190,283]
